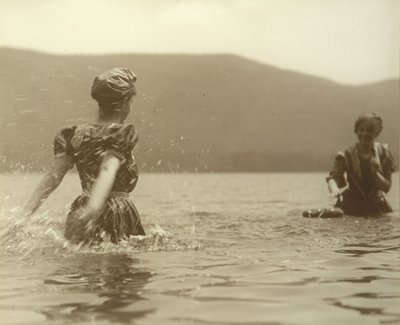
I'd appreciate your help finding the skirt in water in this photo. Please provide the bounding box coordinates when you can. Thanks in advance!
[64,192,145,244]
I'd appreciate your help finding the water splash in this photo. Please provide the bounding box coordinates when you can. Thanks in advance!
[0,208,202,260]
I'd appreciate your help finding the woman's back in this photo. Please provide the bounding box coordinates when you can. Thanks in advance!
[54,123,139,194]
[24,67,145,244]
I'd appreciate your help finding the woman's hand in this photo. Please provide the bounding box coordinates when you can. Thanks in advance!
[327,178,343,202]
[369,155,381,173]
[77,206,99,231]
[328,189,343,203]
[64,206,100,244]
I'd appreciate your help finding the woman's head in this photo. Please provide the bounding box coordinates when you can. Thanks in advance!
[91,68,137,122]
[354,113,383,144]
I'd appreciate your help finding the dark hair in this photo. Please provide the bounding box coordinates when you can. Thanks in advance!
[354,113,383,136]
[98,88,136,120]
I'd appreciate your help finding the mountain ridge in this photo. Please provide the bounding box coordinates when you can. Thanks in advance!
[0,48,398,172]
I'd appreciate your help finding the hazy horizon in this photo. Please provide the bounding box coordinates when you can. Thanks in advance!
[0,0,398,85]
[1,46,399,87]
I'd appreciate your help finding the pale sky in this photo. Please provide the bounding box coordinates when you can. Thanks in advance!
[0,0,398,84]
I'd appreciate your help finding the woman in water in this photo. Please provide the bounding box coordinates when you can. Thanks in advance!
[326,113,397,216]
[24,67,145,243]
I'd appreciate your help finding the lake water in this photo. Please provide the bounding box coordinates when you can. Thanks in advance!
[0,172,399,325]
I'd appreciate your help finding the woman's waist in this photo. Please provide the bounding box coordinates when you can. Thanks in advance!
[78,171,138,191]
[80,190,130,199]
[108,191,130,198]
[345,185,382,198]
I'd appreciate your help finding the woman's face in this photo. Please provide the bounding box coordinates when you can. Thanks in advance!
[356,119,379,145]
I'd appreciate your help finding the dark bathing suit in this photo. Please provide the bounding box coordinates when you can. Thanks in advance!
[326,142,397,216]
[53,123,145,243]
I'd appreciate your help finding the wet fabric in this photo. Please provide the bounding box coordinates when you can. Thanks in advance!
[53,123,145,243]
[91,68,137,104]
[326,142,397,216]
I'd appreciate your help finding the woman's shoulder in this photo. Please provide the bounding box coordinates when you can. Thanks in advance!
[342,143,357,153]
[54,126,78,143]
[104,123,135,132]
[374,142,391,154]
[54,123,138,152]
[55,125,77,135]
[101,123,136,138]
[101,123,138,150]
[53,126,78,156]
[332,144,356,159]
[375,142,397,171]
[340,142,392,154]
[55,123,100,150]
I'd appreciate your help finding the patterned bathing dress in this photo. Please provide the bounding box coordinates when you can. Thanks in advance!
[326,142,397,216]
[53,123,145,243]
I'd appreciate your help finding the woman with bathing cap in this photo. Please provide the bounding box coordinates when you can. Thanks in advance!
[24,68,145,244]
[326,113,397,216]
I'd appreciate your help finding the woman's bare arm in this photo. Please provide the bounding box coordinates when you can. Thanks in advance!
[24,155,73,215]
[327,178,343,202]
[372,171,392,193]
[370,156,392,193]
[85,153,121,215]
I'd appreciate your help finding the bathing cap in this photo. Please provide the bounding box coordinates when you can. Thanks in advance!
[91,67,136,103]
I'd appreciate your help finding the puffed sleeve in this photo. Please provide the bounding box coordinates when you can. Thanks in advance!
[380,144,397,177]
[326,152,347,188]
[53,126,77,158]
[104,124,138,162]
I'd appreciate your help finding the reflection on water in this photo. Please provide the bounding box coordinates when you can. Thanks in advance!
[42,254,154,323]
[336,240,400,257]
